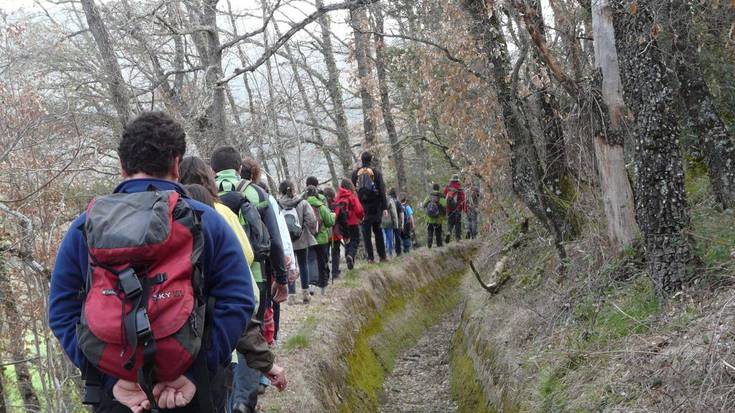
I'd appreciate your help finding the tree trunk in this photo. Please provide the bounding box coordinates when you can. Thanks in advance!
[316,0,354,175]
[590,0,639,252]
[200,0,229,154]
[670,0,735,209]
[80,0,130,128]
[613,0,691,293]
[350,4,380,153]
[372,3,407,191]
[462,0,566,260]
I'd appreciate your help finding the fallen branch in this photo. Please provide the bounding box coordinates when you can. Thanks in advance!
[470,218,528,294]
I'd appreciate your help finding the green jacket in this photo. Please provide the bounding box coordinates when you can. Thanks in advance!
[215,169,269,282]
[306,194,335,245]
[422,191,447,225]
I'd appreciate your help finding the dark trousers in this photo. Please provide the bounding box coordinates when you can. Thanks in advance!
[345,225,360,261]
[361,221,386,261]
[294,247,310,290]
[427,223,443,248]
[314,243,329,288]
[467,210,478,239]
[401,232,412,253]
[331,240,341,279]
[393,228,402,256]
[447,212,462,242]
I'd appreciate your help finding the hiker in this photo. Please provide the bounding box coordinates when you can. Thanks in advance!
[351,151,388,263]
[323,186,345,281]
[334,179,364,270]
[181,183,287,398]
[304,179,336,294]
[424,183,447,248]
[466,181,481,239]
[210,149,289,413]
[389,188,404,256]
[381,189,399,258]
[49,112,255,412]
[400,193,415,253]
[444,174,467,243]
[277,180,318,304]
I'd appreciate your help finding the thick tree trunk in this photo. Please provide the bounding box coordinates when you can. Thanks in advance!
[670,0,735,209]
[590,0,639,252]
[373,3,407,191]
[80,0,130,128]
[462,0,566,260]
[350,4,380,153]
[200,0,228,154]
[316,0,354,175]
[613,0,691,293]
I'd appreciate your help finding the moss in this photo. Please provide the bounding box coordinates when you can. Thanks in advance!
[337,270,465,412]
[450,331,497,413]
[283,315,318,351]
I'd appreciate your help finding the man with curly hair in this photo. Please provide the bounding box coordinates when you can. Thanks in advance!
[49,112,255,412]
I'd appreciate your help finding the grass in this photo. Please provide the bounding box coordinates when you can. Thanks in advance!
[283,315,318,351]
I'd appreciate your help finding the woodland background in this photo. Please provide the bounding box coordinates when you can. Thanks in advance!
[0,0,734,411]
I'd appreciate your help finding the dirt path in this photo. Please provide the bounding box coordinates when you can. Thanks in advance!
[379,311,459,413]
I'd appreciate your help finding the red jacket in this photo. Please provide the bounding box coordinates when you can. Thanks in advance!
[444,182,467,213]
[335,187,365,226]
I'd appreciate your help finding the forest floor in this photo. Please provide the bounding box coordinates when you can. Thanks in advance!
[378,310,458,413]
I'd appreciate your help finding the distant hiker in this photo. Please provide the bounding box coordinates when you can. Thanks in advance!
[49,112,255,412]
[323,186,345,281]
[334,179,364,270]
[211,148,289,413]
[466,181,481,239]
[277,180,318,304]
[381,189,400,258]
[351,151,388,263]
[400,193,415,253]
[304,177,336,295]
[424,183,447,248]
[389,188,404,256]
[444,174,467,243]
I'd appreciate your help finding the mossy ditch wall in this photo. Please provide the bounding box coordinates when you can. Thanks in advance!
[300,243,476,412]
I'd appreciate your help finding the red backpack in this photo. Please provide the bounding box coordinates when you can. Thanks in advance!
[77,190,205,406]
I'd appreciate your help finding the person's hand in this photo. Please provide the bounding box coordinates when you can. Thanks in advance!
[152,375,196,409]
[272,283,288,303]
[288,268,298,284]
[113,380,150,413]
[266,364,287,391]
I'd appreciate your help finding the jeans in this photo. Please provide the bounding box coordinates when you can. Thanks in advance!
[447,212,462,242]
[393,228,402,256]
[331,240,341,279]
[294,248,310,290]
[382,228,395,257]
[427,223,443,248]
[401,232,412,253]
[467,209,478,239]
[345,225,360,261]
[361,221,386,261]
[231,352,260,411]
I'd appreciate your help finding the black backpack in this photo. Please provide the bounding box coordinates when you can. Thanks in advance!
[356,167,379,203]
[333,201,350,239]
[219,180,271,262]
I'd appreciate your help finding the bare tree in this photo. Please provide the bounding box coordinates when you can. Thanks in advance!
[350,3,380,152]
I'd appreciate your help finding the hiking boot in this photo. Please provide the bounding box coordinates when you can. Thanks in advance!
[346,255,354,270]
[380,257,388,263]
[309,285,315,295]
[445,235,451,244]
[288,294,296,305]
[320,287,326,295]
[302,289,310,304]
[368,259,375,265]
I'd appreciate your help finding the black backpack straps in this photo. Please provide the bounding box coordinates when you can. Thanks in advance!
[81,362,103,405]
[236,179,249,193]
[193,296,217,412]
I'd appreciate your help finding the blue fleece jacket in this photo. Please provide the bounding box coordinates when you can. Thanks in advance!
[48,178,255,386]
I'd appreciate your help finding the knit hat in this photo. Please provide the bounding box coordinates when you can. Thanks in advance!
[451,174,460,182]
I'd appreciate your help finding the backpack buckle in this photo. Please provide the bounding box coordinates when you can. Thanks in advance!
[135,308,152,340]
[119,268,142,299]
[82,383,102,405]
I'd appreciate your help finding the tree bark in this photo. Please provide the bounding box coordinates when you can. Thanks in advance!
[613,0,691,293]
[462,0,567,260]
[590,0,639,252]
[670,0,735,209]
[80,0,130,128]
[316,0,354,175]
[350,4,380,153]
[372,3,407,191]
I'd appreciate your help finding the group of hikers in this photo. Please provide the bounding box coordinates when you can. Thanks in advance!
[47,111,481,413]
